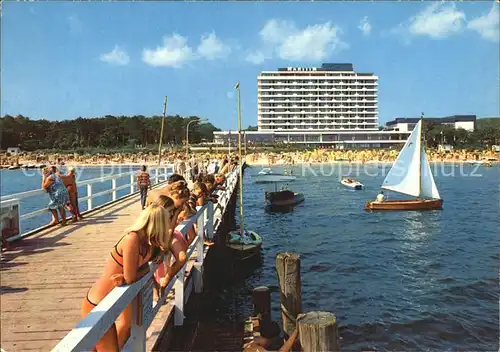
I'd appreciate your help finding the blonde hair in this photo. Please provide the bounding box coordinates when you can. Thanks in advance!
[127,203,171,252]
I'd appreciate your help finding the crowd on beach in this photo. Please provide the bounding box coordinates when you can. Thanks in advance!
[1,147,498,170]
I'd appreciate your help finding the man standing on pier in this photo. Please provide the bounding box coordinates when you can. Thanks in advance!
[137,165,151,210]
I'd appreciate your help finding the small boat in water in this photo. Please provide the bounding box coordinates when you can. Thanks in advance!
[365,113,443,211]
[253,173,296,184]
[258,167,273,175]
[227,230,263,260]
[341,178,363,190]
[8,166,20,170]
[227,80,262,262]
[265,189,305,207]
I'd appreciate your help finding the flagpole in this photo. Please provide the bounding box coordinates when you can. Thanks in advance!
[158,96,168,165]
[235,81,244,237]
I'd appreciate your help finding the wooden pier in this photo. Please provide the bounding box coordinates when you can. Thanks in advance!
[0,169,240,352]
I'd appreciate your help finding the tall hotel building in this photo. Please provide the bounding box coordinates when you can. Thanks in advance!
[258,63,378,132]
[214,63,409,148]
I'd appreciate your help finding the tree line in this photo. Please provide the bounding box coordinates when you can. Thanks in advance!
[423,118,500,148]
[0,114,221,151]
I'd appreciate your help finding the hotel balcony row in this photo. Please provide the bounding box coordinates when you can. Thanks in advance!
[258,80,378,86]
[257,75,378,81]
[259,120,378,127]
[258,117,378,122]
[259,110,378,116]
[259,95,377,101]
[258,104,378,113]
[258,86,377,92]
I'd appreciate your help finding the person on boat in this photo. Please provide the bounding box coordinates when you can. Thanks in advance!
[81,204,171,351]
[376,191,385,202]
[42,167,69,226]
[136,165,151,210]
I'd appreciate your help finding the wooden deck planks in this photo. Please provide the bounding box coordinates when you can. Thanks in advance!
[0,195,145,351]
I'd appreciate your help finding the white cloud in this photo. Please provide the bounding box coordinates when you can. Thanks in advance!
[467,4,499,42]
[393,3,466,40]
[245,51,266,65]
[197,32,231,60]
[247,19,347,64]
[358,16,372,36]
[100,45,130,66]
[142,34,196,68]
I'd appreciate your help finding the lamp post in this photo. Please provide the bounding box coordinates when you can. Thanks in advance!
[186,118,208,159]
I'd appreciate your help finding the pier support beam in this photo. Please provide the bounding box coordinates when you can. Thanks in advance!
[252,286,271,319]
[276,252,301,338]
[296,311,340,352]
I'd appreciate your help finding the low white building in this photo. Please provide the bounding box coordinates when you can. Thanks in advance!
[385,115,476,132]
[6,147,21,155]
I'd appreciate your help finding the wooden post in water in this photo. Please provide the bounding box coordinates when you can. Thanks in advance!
[276,252,301,338]
[296,311,340,352]
[252,286,271,319]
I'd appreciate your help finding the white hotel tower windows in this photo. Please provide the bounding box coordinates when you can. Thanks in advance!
[257,63,379,132]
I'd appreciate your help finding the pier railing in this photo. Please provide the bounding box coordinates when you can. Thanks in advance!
[52,168,239,352]
[0,165,175,241]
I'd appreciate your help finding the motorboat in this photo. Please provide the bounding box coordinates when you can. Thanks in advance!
[253,173,296,184]
[227,230,262,261]
[8,166,20,170]
[265,190,305,207]
[258,167,273,175]
[341,178,364,190]
[365,113,443,211]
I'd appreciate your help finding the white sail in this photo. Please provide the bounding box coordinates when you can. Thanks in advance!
[381,120,422,197]
[420,149,441,199]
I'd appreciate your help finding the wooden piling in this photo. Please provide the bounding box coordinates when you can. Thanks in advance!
[275,252,301,338]
[296,311,340,352]
[252,286,271,319]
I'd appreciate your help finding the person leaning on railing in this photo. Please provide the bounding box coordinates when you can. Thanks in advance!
[42,166,69,227]
[145,174,185,208]
[60,167,83,222]
[81,203,171,351]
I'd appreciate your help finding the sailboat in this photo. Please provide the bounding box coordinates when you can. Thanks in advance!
[227,81,262,260]
[365,114,443,211]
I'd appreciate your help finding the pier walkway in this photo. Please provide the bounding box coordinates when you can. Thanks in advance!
[0,168,240,352]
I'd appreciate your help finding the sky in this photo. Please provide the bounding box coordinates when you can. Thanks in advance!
[1,1,499,130]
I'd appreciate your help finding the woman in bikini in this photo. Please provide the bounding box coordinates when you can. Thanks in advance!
[81,203,171,351]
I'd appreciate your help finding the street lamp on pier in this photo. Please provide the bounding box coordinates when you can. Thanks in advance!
[186,118,208,159]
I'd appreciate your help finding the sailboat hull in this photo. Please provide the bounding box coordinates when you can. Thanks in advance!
[365,199,443,211]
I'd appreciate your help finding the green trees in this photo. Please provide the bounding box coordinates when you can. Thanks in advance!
[423,118,500,148]
[0,114,220,151]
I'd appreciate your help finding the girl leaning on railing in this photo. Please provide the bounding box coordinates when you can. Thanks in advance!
[81,203,174,351]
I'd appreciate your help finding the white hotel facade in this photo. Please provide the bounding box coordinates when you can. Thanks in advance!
[214,63,409,148]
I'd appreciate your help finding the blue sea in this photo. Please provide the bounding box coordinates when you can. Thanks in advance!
[2,163,499,350]
[203,163,499,351]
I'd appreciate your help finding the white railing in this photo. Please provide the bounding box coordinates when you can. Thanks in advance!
[1,165,175,240]
[52,169,239,352]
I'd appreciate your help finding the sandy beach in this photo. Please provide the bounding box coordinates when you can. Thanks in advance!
[0,148,498,169]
